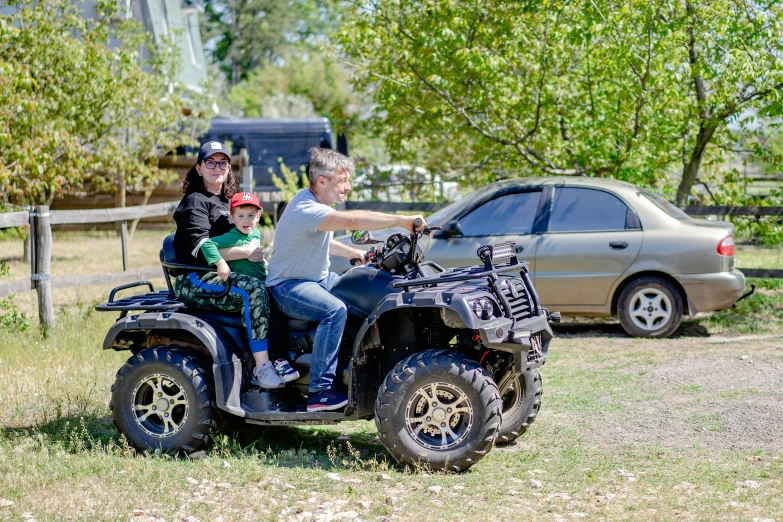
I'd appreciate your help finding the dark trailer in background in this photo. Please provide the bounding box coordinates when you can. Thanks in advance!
[201,118,349,192]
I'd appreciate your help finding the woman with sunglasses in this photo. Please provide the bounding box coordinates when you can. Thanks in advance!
[171,141,291,388]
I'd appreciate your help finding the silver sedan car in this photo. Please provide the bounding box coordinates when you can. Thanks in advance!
[332,177,745,338]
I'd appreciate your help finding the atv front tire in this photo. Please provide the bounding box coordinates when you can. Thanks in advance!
[110,346,218,454]
[375,350,501,472]
[495,368,542,445]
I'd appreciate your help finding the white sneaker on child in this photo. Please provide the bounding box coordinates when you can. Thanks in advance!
[274,359,300,382]
[251,361,285,389]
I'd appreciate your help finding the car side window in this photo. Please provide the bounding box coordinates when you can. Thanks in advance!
[459,191,541,236]
[549,187,629,232]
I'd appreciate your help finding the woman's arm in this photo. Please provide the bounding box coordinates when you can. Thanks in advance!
[219,244,265,262]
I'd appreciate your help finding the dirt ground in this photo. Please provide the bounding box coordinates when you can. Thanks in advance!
[552,324,783,454]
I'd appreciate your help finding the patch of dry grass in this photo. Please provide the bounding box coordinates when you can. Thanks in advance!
[1,314,782,521]
[0,231,782,521]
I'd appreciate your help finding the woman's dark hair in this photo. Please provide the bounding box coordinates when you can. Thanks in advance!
[180,162,237,200]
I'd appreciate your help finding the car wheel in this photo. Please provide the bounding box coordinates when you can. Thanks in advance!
[110,346,218,454]
[617,277,683,338]
[375,350,501,472]
[495,368,542,445]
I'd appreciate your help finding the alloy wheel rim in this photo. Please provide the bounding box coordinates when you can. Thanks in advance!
[131,373,189,438]
[628,288,672,331]
[404,382,474,451]
[497,371,523,420]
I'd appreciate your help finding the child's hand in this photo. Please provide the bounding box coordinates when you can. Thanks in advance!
[216,259,231,281]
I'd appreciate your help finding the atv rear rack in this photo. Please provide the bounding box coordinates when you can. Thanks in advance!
[95,281,185,313]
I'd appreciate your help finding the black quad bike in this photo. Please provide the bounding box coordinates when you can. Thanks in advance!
[96,221,558,472]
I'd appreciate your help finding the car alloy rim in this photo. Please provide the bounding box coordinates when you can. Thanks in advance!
[496,371,523,420]
[131,373,189,438]
[404,382,474,451]
[628,288,672,331]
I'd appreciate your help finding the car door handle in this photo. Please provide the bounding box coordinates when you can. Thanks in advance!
[609,241,629,249]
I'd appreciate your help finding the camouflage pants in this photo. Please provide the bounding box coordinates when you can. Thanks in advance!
[174,272,270,353]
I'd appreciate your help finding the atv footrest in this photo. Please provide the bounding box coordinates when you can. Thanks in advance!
[243,411,348,425]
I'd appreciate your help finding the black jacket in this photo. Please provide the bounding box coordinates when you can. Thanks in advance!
[173,187,233,266]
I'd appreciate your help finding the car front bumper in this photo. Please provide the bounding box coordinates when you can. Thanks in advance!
[674,269,746,313]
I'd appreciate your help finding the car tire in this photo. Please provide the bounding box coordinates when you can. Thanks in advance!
[375,350,501,472]
[110,346,218,454]
[495,368,542,445]
[617,277,683,338]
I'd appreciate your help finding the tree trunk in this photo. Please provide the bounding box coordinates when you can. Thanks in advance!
[675,123,717,207]
[115,176,126,235]
[128,189,152,240]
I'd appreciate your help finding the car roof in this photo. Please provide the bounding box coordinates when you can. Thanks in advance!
[492,176,639,190]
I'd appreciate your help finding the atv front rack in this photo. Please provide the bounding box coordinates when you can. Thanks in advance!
[393,261,529,290]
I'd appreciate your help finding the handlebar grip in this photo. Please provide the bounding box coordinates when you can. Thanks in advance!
[350,258,362,266]
[413,217,423,228]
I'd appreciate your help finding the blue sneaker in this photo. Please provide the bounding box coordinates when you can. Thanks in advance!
[307,389,348,412]
[274,359,300,383]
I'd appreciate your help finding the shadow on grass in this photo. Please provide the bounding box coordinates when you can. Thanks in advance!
[5,413,397,471]
[552,320,710,338]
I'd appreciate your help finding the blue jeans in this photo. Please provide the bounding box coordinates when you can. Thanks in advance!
[268,273,347,394]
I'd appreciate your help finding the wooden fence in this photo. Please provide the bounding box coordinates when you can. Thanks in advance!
[0,202,177,330]
[1,201,782,330]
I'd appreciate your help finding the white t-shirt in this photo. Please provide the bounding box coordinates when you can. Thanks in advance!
[266,188,335,287]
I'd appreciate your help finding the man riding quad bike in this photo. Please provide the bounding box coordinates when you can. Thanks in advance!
[97,223,557,472]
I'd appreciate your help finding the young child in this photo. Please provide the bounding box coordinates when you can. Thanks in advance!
[201,192,299,389]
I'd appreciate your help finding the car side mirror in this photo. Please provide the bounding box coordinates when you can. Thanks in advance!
[351,230,382,245]
[434,220,463,239]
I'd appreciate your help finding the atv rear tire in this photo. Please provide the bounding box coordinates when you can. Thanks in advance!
[495,368,542,445]
[110,346,218,454]
[375,350,501,472]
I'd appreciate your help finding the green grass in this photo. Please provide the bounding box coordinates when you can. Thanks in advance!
[2,309,781,521]
[0,232,782,520]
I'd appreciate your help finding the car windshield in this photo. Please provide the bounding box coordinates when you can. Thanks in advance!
[640,189,690,220]
[426,184,501,226]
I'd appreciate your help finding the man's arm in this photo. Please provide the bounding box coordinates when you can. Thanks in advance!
[329,239,369,261]
[318,210,426,233]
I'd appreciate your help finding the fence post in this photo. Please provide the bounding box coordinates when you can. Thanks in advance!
[32,205,55,331]
[120,220,129,271]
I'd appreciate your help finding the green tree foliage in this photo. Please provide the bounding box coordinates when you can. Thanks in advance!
[202,0,337,85]
[0,0,211,206]
[335,0,783,204]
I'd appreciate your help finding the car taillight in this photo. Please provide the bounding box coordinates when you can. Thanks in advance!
[717,236,734,256]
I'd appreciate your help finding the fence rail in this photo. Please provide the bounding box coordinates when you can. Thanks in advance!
[1,201,782,330]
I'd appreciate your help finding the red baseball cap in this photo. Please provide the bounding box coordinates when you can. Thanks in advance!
[230,192,262,211]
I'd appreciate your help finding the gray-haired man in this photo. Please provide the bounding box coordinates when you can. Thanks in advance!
[266,148,426,411]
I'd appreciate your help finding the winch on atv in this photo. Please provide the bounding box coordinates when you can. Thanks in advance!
[96,220,557,472]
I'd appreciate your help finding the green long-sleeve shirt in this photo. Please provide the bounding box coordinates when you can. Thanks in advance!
[200,227,267,280]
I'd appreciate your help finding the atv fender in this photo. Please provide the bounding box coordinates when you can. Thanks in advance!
[103,311,246,418]
[351,291,483,358]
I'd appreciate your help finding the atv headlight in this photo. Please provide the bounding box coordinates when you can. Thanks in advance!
[470,297,495,320]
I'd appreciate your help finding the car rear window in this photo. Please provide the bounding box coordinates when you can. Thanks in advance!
[640,190,690,220]
[549,187,628,232]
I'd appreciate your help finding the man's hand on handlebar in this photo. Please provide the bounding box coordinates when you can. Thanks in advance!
[348,247,371,267]
[402,215,427,233]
